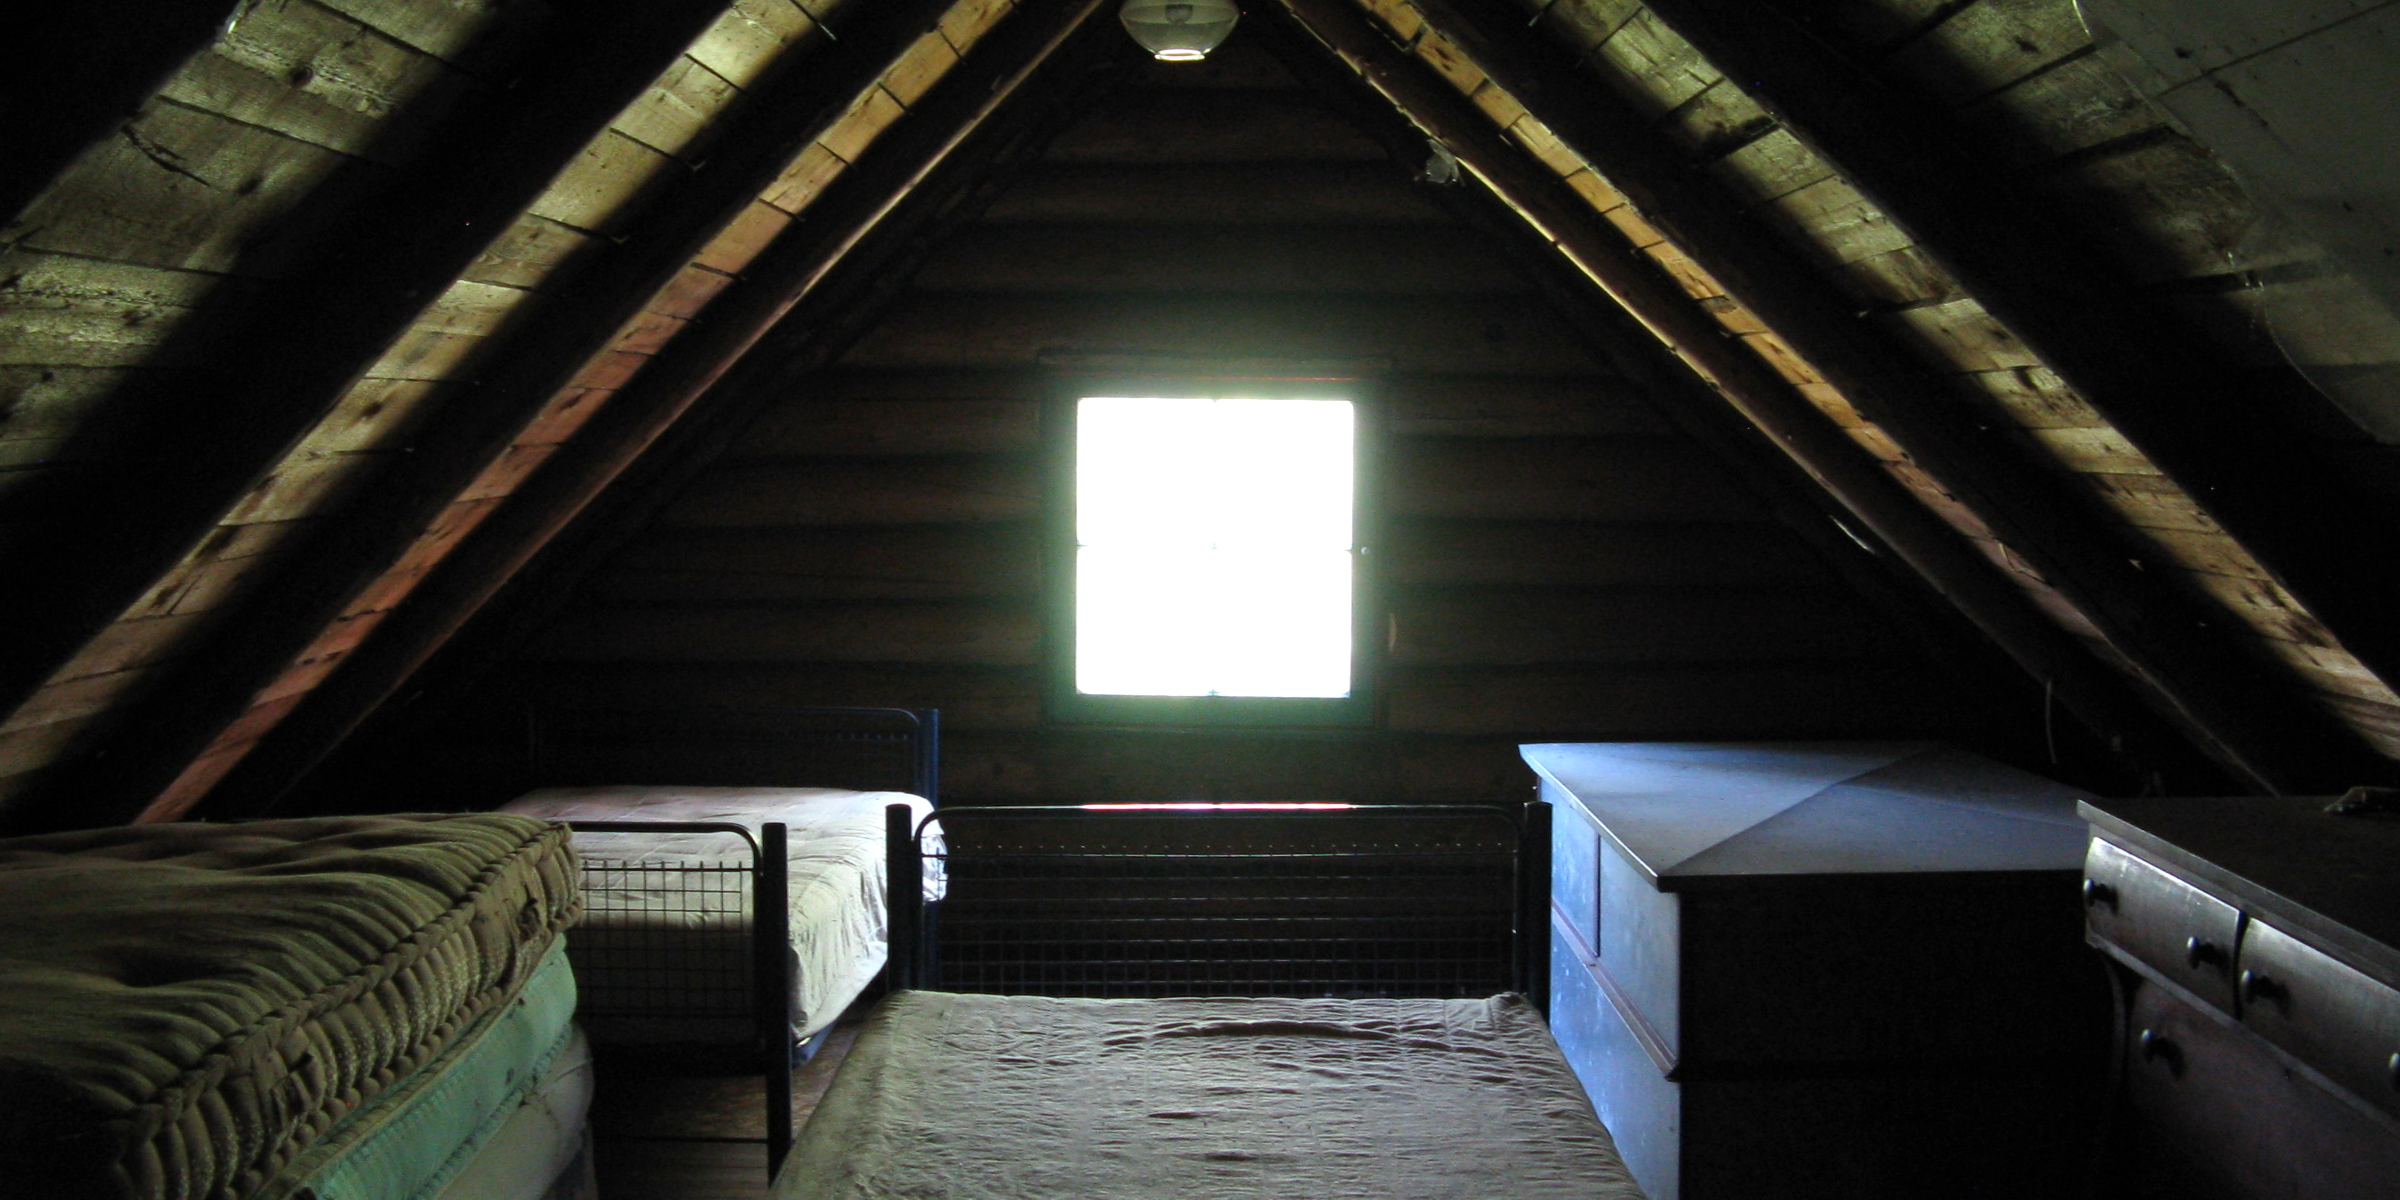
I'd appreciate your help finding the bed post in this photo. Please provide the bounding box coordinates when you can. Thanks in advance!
[914,709,941,806]
[1519,800,1552,1015]
[886,803,922,991]
[757,822,794,1176]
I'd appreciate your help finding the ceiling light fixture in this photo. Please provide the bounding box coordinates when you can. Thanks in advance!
[1120,0,1240,62]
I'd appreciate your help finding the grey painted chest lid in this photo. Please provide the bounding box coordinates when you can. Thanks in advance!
[1521,741,2092,889]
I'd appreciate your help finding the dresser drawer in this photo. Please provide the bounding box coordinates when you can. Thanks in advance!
[2085,838,2242,1012]
[2236,918,2400,1118]
[2123,980,2400,1200]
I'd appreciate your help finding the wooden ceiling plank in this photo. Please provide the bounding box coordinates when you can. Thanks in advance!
[1241,1,2186,786]
[2,0,982,831]
[1271,0,2265,789]
[1632,0,2400,725]
[196,0,1119,820]
[0,0,735,731]
[1248,2,2219,788]
[1386,0,2392,791]
[4,2,249,226]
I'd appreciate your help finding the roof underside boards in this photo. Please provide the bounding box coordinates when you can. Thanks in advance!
[1309,0,2400,779]
[1,0,2396,828]
[1272,0,2272,791]
[1,0,1041,827]
[1604,0,2400,737]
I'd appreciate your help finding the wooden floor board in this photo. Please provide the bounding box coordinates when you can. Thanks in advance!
[590,1023,861,1199]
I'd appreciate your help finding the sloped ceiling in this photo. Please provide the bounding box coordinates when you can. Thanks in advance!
[3,0,2397,830]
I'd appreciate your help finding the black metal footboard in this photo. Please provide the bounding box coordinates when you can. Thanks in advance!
[563,820,796,1175]
[884,802,1551,1011]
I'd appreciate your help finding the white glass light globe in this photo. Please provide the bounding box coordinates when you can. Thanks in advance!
[1120,0,1240,61]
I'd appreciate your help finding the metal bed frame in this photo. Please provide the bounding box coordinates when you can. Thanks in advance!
[531,705,938,1177]
[882,801,1552,1010]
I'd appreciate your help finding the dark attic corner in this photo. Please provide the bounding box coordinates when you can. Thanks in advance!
[2,2,2398,1199]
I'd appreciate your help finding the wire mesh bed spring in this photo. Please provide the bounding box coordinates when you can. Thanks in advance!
[884,802,1552,1008]
[572,843,765,1024]
[566,820,797,1173]
[528,705,940,1180]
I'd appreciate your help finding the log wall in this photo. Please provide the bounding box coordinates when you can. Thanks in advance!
[304,32,2021,809]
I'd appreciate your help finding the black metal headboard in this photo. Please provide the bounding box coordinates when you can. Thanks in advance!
[527,705,938,802]
[885,802,1550,1010]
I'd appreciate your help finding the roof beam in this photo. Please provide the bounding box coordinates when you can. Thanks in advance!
[1272,0,2324,790]
[0,0,733,724]
[4,0,980,831]
[1242,6,2210,789]
[1633,0,2400,717]
[192,0,1119,821]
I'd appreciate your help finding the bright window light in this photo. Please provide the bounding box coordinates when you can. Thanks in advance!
[1076,396,1355,699]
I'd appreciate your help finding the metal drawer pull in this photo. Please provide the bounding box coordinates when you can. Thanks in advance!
[2184,936,2227,972]
[2388,1051,2398,1092]
[2081,878,2116,909]
[2238,969,2284,1007]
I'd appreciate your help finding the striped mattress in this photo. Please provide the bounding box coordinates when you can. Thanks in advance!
[0,813,581,1200]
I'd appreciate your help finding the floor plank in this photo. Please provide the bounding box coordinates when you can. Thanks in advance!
[590,1023,861,1199]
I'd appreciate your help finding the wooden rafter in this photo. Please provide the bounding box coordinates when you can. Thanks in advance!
[4,0,977,832]
[1268,0,2318,789]
[1634,0,2400,715]
[196,0,1121,820]
[0,0,734,724]
[1239,7,2214,789]
[1391,0,2390,791]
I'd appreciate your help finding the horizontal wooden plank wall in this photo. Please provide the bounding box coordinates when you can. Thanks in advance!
[387,32,1998,810]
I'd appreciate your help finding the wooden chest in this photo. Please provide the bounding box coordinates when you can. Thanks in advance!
[1524,742,2107,1200]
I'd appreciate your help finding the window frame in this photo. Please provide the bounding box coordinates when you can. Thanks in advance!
[1043,375,1382,729]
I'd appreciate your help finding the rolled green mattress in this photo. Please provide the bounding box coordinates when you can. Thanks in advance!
[0,814,582,1200]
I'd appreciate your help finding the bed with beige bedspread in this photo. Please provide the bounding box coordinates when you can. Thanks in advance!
[778,990,1649,1200]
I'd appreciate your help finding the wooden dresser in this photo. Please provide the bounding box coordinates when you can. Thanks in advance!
[2079,796,2400,1199]
[1524,741,2109,1200]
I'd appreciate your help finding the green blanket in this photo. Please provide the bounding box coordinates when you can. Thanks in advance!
[0,814,581,1200]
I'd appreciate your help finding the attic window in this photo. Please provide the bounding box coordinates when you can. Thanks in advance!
[1051,388,1373,727]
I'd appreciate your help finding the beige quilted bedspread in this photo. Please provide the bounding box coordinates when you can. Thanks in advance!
[779,991,1650,1200]
[0,814,581,1200]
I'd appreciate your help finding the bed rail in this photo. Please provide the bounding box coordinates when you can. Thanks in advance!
[885,802,1550,1010]
[562,819,796,1176]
